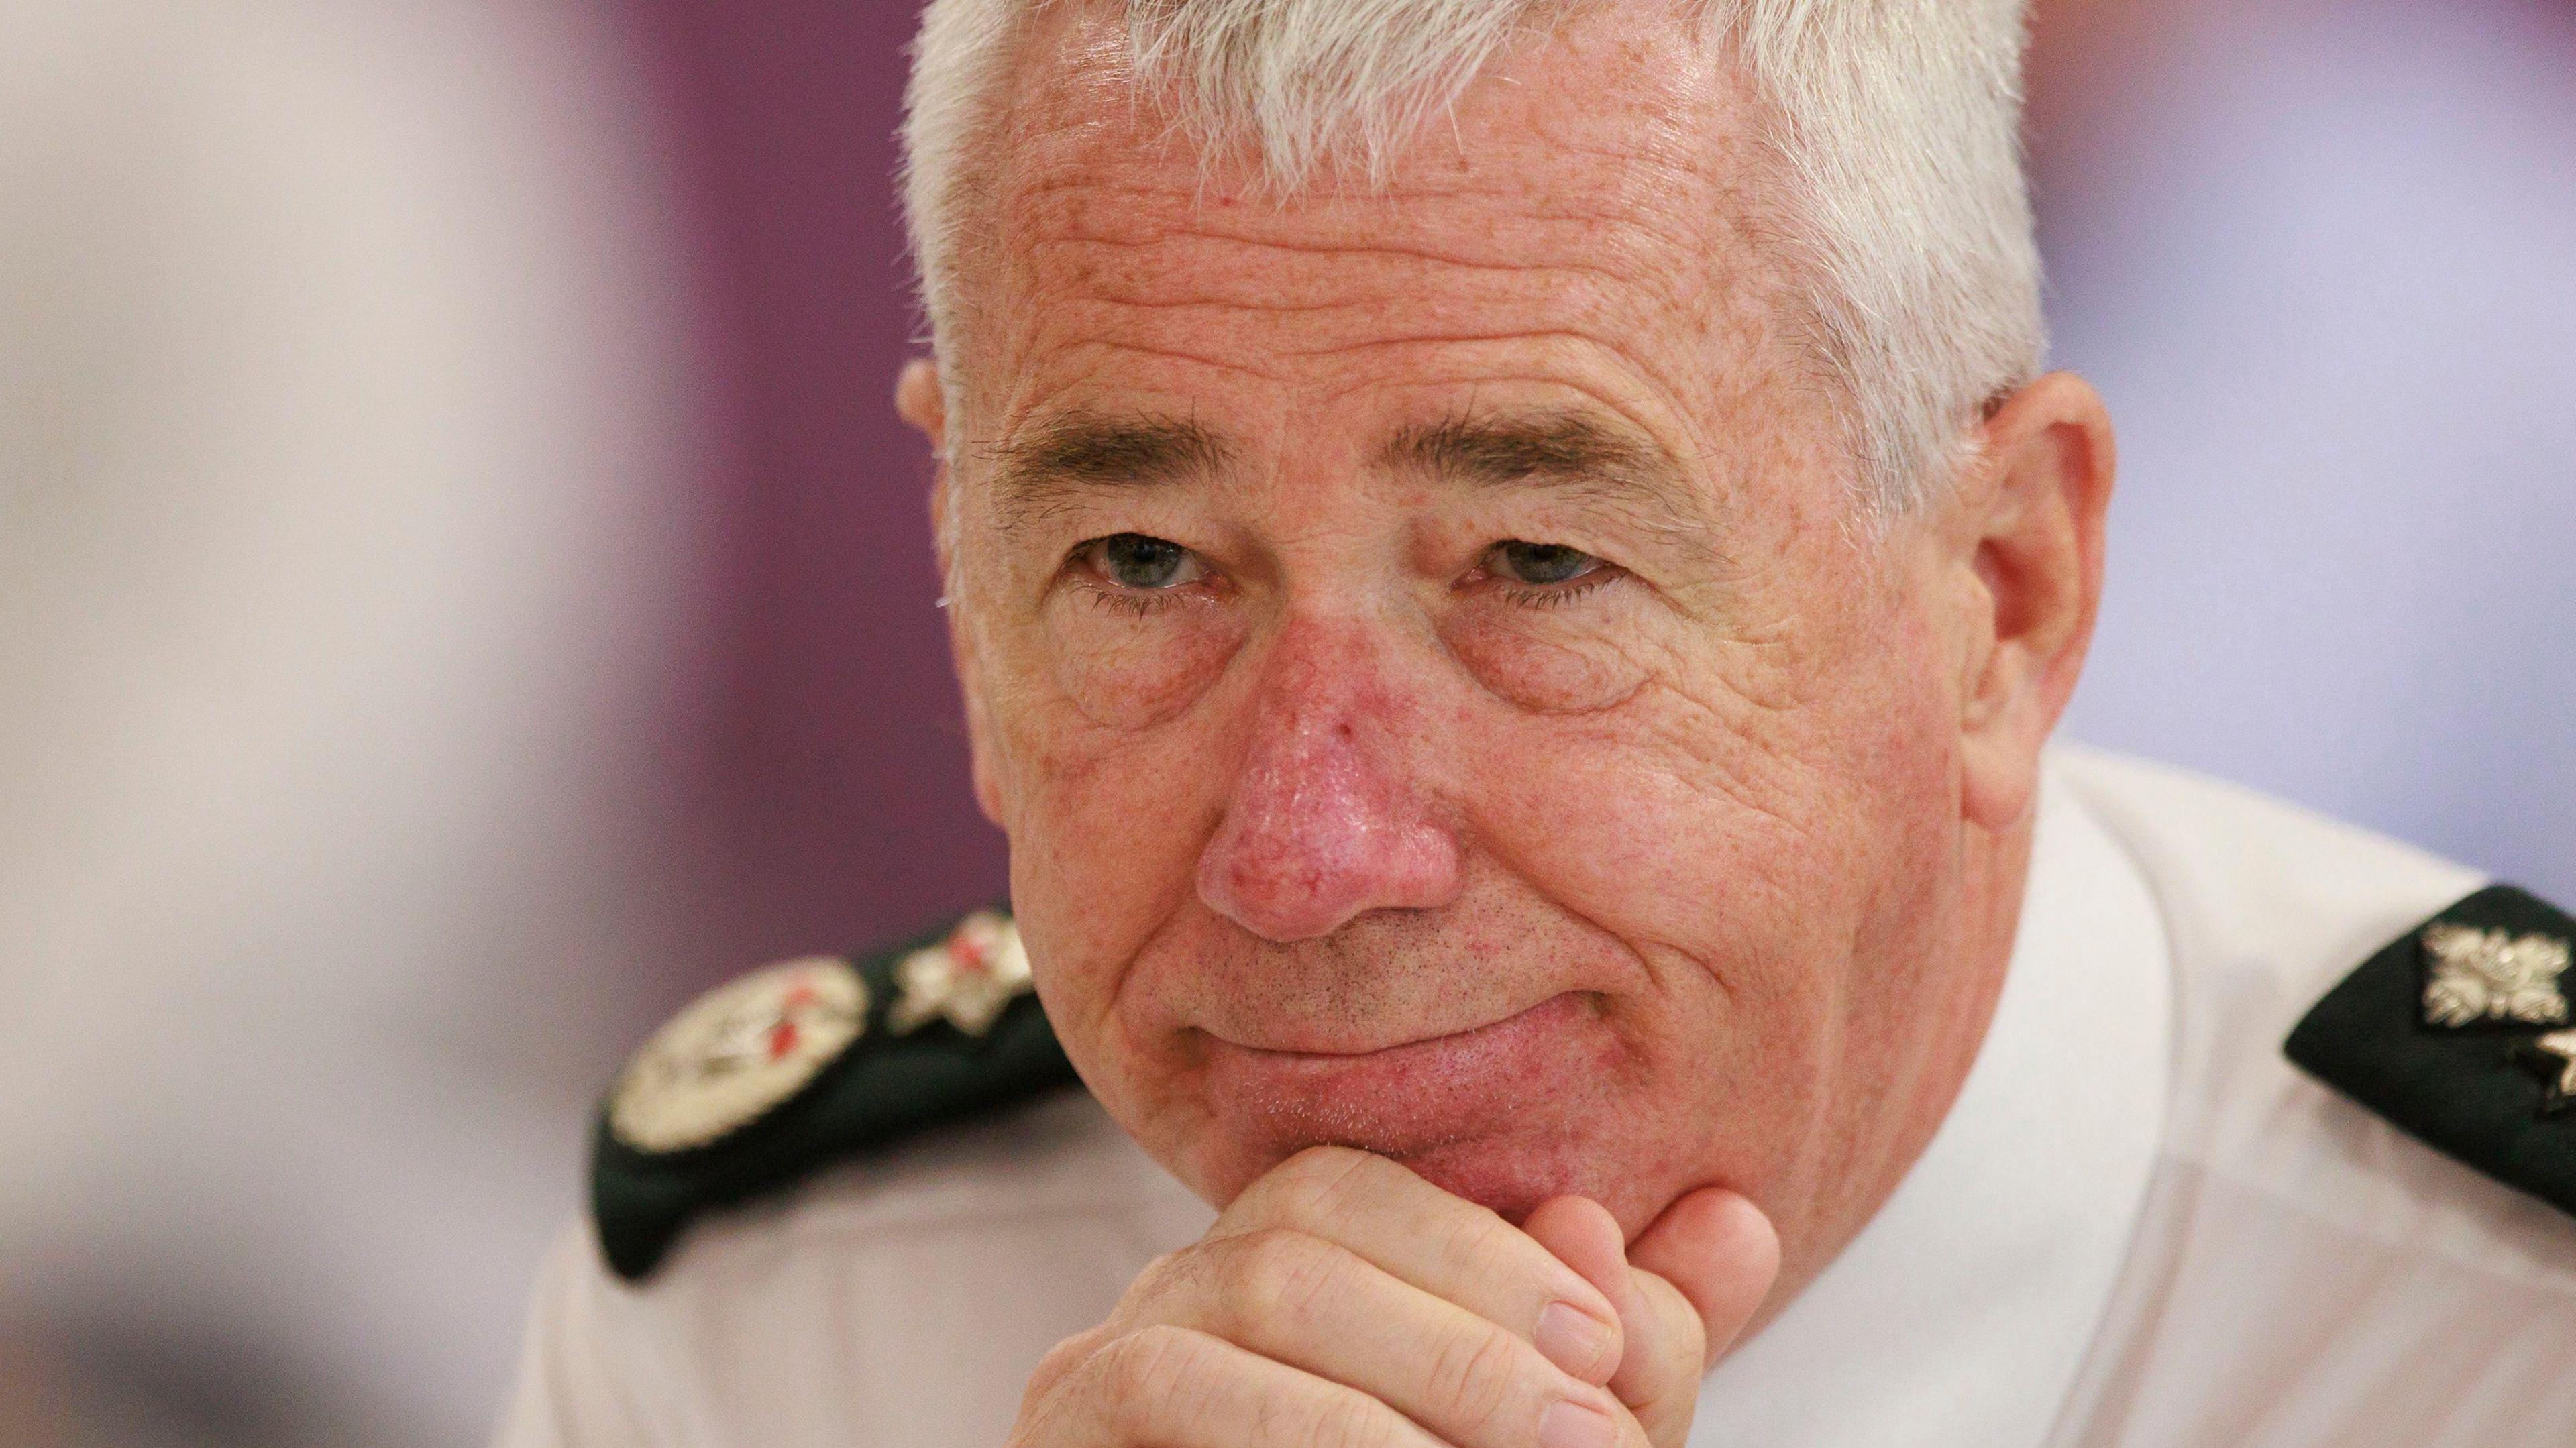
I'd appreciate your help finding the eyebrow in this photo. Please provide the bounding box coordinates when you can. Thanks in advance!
[1381,408,1703,528]
[983,404,1705,535]
[987,410,1232,526]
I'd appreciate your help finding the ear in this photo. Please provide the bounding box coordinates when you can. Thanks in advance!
[899,358,1008,828]
[1954,371,2115,833]
[896,357,949,452]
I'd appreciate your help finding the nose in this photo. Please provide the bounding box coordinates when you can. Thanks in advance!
[1195,628,1465,942]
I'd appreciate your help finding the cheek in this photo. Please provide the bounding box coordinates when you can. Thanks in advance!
[1468,705,1832,958]
[1456,602,1951,1009]
[1040,598,1247,730]
[987,616,1242,1041]
[1002,717,1222,1070]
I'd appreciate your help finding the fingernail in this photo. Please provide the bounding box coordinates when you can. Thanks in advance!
[1534,1301,1617,1384]
[1539,1398,1619,1448]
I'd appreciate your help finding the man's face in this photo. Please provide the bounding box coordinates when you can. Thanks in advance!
[927,6,2031,1287]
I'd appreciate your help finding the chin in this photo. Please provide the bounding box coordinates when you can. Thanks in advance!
[1163,991,1633,1194]
[1176,1091,1682,1236]
[1389,1135,1648,1227]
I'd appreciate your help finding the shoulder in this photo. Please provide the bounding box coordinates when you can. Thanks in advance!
[500,1089,1208,1447]
[2049,745,2487,987]
[2051,746,2576,1283]
[590,910,1084,1281]
[2043,750,2576,1443]
[496,904,1218,1445]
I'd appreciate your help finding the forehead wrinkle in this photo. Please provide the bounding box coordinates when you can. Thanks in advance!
[1007,165,1697,276]
[1020,229,1705,363]
[990,335,1289,414]
[1030,227,1645,289]
[956,3,1784,333]
[1286,326,1654,361]
[996,182,1727,375]
[996,144,1711,283]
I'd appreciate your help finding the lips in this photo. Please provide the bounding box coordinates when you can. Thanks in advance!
[1195,991,1615,1158]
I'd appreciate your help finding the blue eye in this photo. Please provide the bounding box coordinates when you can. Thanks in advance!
[1087,533,1203,590]
[1488,541,1602,587]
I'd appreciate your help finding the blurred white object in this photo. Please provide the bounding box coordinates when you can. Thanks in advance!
[0,0,706,1440]
[2049,0,2576,898]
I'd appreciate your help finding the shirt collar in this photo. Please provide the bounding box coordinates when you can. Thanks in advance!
[1690,759,2176,1448]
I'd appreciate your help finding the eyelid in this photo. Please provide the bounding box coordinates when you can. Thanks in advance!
[1462,558,1629,616]
[1481,540,1610,585]
[1489,571,1621,610]
[1062,534,1218,616]
[1069,532,1199,573]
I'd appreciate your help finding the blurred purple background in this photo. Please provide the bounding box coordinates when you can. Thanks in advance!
[1,1,2567,1443]
[635,0,1008,976]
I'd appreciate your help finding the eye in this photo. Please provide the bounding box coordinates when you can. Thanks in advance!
[1484,541,1605,588]
[1080,533,1206,592]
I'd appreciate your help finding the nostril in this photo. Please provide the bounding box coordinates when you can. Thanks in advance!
[1195,777,1465,944]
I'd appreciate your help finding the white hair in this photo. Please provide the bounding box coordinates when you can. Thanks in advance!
[901,0,2044,514]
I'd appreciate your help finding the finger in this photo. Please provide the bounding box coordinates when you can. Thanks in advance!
[1215,1147,1625,1384]
[1528,1191,1778,1448]
[1607,1271,1705,1448]
[1026,1323,1452,1448]
[1522,1198,1676,1414]
[1110,1227,1629,1448]
[1623,1190,1778,1447]
[1626,1189,1778,1368]
[1519,1196,1628,1321]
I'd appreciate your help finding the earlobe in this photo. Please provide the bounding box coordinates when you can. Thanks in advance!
[897,357,949,453]
[1955,372,2116,832]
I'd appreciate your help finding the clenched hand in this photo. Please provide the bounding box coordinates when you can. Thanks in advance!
[1008,1148,1780,1447]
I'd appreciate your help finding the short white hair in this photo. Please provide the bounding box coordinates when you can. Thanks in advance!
[902,0,2045,514]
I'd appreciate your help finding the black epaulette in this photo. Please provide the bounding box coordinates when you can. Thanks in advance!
[590,909,1081,1281]
[2287,884,2576,1220]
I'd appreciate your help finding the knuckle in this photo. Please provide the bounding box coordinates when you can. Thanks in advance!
[1025,1327,1104,1402]
[1419,1321,1525,1435]
[1095,1323,1205,1407]
[1122,1245,1199,1308]
[1014,1327,1117,1447]
[1435,1205,1570,1311]
[1307,1388,1406,1448]
[1219,1227,1345,1328]
[1434,1203,1519,1278]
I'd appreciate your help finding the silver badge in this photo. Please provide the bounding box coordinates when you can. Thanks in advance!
[609,957,869,1154]
[2420,922,2573,1029]
[888,911,1033,1038]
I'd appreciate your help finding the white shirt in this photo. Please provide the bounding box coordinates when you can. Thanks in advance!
[494,748,2576,1446]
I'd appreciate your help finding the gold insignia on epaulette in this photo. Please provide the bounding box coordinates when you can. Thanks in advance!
[888,911,1033,1038]
[609,957,869,1153]
[2528,1030,2576,1115]
[2420,922,2572,1029]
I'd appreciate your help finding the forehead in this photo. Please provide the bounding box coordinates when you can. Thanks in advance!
[949,4,1814,467]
